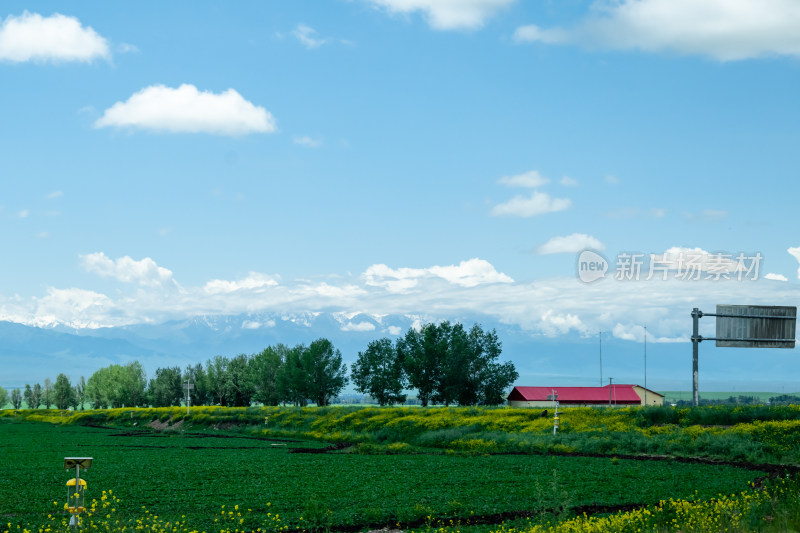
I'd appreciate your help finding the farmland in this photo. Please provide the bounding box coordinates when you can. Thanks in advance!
[2,405,800,532]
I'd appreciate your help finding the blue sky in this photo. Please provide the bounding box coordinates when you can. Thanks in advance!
[1,1,800,354]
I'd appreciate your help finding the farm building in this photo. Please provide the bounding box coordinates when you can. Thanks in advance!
[507,384,663,407]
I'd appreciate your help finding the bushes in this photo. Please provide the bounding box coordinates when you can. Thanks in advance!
[8,404,800,464]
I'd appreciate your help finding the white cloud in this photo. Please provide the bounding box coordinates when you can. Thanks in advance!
[81,252,175,287]
[204,272,279,294]
[612,322,642,341]
[605,175,619,185]
[0,12,110,63]
[498,170,549,188]
[559,176,579,187]
[298,282,367,299]
[612,323,686,343]
[32,287,115,329]
[765,273,788,282]
[94,84,276,136]
[490,191,571,217]
[513,0,800,61]
[387,325,403,335]
[293,24,328,49]
[538,234,605,255]
[649,247,751,276]
[539,310,584,335]
[341,321,376,332]
[293,135,322,147]
[18,209,29,218]
[364,258,513,291]
[47,191,63,200]
[365,0,516,30]
[513,24,567,45]
[363,264,423,292]
[429,258,514,287]
[788,246,800,279]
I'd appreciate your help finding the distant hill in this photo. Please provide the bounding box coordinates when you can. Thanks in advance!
[2,312,800,393]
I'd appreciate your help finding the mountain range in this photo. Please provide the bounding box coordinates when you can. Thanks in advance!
[1,312,798,394]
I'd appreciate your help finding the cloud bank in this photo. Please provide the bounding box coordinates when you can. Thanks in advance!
[2,252,798,345]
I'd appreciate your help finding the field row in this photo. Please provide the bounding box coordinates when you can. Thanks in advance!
[0,419,768,532]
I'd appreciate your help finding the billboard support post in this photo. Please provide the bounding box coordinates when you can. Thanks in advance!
[692,308,700,407]
[690,305,796,407]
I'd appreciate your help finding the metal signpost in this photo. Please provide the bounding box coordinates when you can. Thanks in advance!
[690,305,796,406]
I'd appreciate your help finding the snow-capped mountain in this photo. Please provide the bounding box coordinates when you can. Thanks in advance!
[2,312,797,393]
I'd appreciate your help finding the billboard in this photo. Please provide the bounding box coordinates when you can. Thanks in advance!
[715,305,796,348]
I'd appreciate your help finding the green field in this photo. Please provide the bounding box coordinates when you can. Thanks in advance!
[0,415,777,532]
[660,391,797,404]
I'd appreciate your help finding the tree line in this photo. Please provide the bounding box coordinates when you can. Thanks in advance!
[1,322,517,409]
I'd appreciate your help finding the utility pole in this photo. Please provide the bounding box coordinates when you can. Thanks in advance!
[184,379,194,415]
[692,308,700,407]
[599,331,603,387]
[552,390,559,435]
[608,377,613,405]
[644,325,647,406]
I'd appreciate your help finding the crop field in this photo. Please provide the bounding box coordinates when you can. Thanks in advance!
[0,409,793,533]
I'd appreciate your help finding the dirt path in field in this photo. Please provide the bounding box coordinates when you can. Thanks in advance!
[521,449,800,477]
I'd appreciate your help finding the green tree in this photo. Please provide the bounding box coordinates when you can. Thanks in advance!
[481,360,519,405]
[302,339,347,406]
[206,355,231,406]
[23,384,33,409]
[438,322,469,405]
[120,362,147,407]
[399,321,517,406]
[53,374,75,410]
[249,345,286,406]
[10,388,22,410]
[85,362,147,408]
[31,383,43,409]
[75,377,87,410]
[43,378,53,409]
[277,345,309,406]
[439,323,514,406]
[183,364,210,406]
[86,368,113,408]
[226,354,254,407]
[147,367,183,407]
[204,355,253,406]
[351,338,406,405]
[398,323,448,406]
[0,386,7,408]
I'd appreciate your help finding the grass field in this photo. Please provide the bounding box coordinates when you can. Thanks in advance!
[1,408,795,533]
[659,391,797,404]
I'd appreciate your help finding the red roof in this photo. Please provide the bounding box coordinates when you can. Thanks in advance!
[508,385,642,405]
